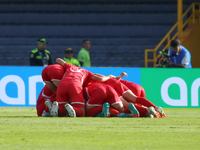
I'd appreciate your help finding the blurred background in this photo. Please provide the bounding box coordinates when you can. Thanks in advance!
[0,0,199,67]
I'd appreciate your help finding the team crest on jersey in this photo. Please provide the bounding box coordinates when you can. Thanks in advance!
[30,54,34,58]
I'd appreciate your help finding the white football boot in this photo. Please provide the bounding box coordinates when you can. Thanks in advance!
[146,113,154,118]
[50,101,59,117]
[155,106,166,118]
[45,100,52,112]
[148,106,160,118]
[41,110,52,117]
[65,103,76,117]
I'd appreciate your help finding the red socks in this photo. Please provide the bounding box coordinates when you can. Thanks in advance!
[86,106,103,117]
[109,108,120,116]
[124,107,131,113]
[134,104,148,114]
[136,97,156,108]
[86,106,121,117]
[123,104,148,115]
[73,107,84,117]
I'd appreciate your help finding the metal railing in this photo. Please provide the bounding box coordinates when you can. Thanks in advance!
[145,2,200,67]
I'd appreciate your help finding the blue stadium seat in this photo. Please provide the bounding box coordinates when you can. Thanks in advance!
[0,37,161,46]
[0,13,177,24]
[0,25,172,37]
[0,0,190,67]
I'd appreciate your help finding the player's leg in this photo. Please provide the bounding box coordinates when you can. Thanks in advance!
[120,80,143,97]
[86,106,103,117]
[86,83,111,117]
[67,82,85,117]
[140,86,146,98]
[36,97,46,116]
[106,85,125,113]
[54,81,70,117]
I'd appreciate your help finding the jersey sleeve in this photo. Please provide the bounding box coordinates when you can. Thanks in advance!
[82,70,94,87]
[87,71,94,79]
[64,62,72,71]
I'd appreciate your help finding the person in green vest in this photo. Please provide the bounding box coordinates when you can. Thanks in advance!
[63,48,80,67]
[30,38,52,67]
[77,40,91,67]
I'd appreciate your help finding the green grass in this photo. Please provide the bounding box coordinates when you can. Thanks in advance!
[0,108,200,150]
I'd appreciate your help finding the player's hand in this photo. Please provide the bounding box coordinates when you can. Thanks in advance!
[116,72,128,80]
[120,72,128,77]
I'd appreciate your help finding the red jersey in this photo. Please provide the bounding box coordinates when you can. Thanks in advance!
[84,82,121,106]
[42,64,65,83]
[38,85,54,99]
[36,85,54,116]
[120,79,146,97]
[105,78,129,96]
[62,63,94,86]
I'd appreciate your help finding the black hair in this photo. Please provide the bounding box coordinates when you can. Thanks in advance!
[170,39,180,47]
[82,40,89,44]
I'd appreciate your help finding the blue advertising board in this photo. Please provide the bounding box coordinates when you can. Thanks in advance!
[0,66,141,107]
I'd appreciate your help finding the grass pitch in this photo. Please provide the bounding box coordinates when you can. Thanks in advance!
[0,108,200,150]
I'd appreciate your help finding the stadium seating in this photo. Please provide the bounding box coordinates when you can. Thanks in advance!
[0,0,195,67]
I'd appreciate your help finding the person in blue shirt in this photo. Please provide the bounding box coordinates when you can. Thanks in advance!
[168,39,192,68]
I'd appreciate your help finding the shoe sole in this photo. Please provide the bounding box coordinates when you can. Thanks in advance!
[51,101,58,117]
[65,103,76,117]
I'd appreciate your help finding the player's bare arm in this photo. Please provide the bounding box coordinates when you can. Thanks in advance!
[91,74,115,82]
[56,58,66,66]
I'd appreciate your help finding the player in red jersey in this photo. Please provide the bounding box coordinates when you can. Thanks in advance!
[36,85,54,116]
[41,64,65,93]
[51,58,115,117]
[119,80,145,98]
[84,81,139,118]
[115,72,165,118]
[115,72,145,98]
[41,64,66,116]
[92,74,160,118]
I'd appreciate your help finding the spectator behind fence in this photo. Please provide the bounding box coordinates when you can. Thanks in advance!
[156,49,170,68]
[30,38,52,67]
[63,48,80,67]
[77,40,91,67]
[168,39,192,68]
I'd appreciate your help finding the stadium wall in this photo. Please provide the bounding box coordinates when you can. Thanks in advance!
[0,66,199,108]
[180,24,200,68]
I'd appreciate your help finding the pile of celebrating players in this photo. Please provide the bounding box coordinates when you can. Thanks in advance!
[36,58,165,118]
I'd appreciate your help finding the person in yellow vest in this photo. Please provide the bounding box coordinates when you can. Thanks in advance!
[63,48,80,67]
[30,38,52,67]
